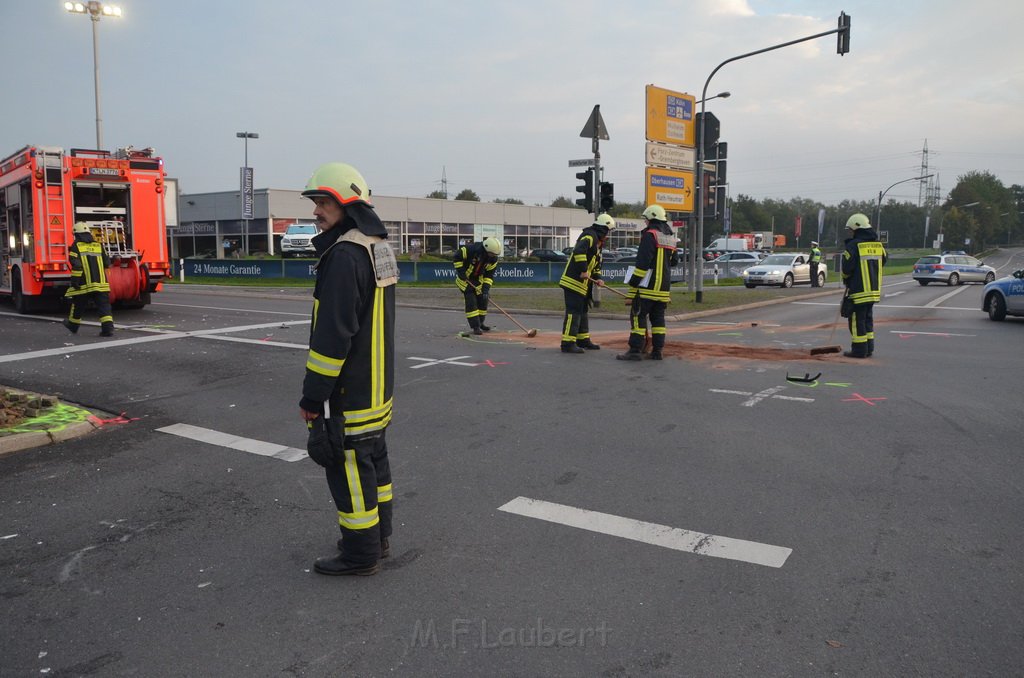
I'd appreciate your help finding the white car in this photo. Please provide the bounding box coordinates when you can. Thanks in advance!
[741,253,827,288]
[280,223,318,258]
[981,268,1024,321]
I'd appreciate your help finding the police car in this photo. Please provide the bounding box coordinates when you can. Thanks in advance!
[912,254,996,286]
[981,268,1024,321]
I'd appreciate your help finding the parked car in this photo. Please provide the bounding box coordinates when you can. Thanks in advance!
[981,268,1024,321]
[280,223,318,258]
[704,251,764,266]
[615,247,638,257]
[600,250,623,262]
[740,253,827,288]
[530,248,568,262]
[912,254,996,286]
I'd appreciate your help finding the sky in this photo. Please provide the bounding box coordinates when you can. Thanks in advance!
[2,0,1022,209]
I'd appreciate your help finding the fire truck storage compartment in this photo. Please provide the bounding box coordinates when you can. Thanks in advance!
[72,182,132,244]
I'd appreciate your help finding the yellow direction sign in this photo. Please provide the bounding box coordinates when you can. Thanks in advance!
[645,167,694,212]
[645,84,696,147]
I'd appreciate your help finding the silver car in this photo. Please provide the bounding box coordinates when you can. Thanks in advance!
[741,253,826,288]
[913,254,996,286]
[280,223,318,258]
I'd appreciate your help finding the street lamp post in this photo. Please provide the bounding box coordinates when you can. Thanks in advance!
[697,91,730,105]
[694,15,850,302]
[875,174,932,232]
[65,2,122,150]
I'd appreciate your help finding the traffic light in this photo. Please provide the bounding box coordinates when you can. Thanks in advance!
[599,181,614,212]
[837,12,851,55]
[575,169,594,212]
[712,141,727,184]
[695,112,720,156]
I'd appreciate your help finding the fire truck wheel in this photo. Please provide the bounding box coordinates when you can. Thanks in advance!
[12,275,33,314]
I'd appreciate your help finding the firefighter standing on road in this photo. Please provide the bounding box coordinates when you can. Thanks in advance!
[559,213,615,353]
[298,162,398,577]
[841,213,887,358]
[454,237,501,335]
[63,222,114,337]
[809,241,823,287]
[617,205,678,361]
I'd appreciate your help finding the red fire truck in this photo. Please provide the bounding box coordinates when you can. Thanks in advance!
[0,145,170,313]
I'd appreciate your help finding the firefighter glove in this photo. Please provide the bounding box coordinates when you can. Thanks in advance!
[306,414,344,468]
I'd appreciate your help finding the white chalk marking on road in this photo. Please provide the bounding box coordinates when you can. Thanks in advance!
[709,388,814,405]
[740,385,786,407]
[2,534,19,540]
[886,290,906,298]
[498,496,792,568]
[407,355,478,369]
[156,423,306,462]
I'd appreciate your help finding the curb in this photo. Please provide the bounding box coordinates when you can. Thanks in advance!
[0,389,104,458]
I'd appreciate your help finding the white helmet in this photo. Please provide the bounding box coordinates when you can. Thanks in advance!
[642,204,667,222]
[811,241,819,247]
[595,213,616,230]
[73,221,91,234]
[483,237,502,256]
[846,213,871,230]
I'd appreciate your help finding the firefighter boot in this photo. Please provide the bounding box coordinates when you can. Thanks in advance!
[616,349,643,361]
[576,339,601,350]
[62,319,79,335]
[100,321,114,337]
[338,537,390,558]
[469,320,483,336]
[480,323,492,332]
[561,341,584,354]
[317,527,381,576]
[843,345,867,359]
[866,339,874,357]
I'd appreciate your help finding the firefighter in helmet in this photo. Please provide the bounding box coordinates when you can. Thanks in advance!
[298,162,398,576]
[63,222,114,337]
[841,213,887,358]
[617,204,678,361]
[559,213,615,353]
[453,236,501,335]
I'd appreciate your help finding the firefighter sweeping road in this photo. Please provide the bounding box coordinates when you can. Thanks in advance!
[1,255,1023,676]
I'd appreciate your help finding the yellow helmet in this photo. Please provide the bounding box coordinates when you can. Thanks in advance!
[642,204,667,222]
[73,222,91,234]
[595,213,616,230]
[483,237,502,256]
[846,213,871,230]
[301,163,372,206]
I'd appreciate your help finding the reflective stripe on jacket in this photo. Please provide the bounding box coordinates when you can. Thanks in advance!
[67,238,110,295]
[842,230,886,304]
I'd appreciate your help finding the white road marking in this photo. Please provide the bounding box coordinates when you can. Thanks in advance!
[0,318,311,364]
[407,355,478,369]
[888,330,975,337]
[926,285,971,307]
[498,496,792,568]
[156,423,306,462]
[152,301,309,316]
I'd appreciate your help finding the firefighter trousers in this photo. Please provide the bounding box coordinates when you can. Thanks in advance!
[461,286,489,329]
[324,433,393,565]
[847,302,875,355]
[561,289,591,345]
[628,297,667,351]
[67,291,114,333]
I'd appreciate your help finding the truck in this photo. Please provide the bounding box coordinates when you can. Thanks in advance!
[0,145,170,313]
[703,236,749,260]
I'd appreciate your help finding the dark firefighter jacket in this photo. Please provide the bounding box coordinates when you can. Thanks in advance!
[627,220,678,302]
[453,242,498,294]
[300,208,396,440]
[842,227,887,304]
[559,226,606,296]
[66,232,110,296]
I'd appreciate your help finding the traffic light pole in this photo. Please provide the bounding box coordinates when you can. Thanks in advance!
[694,15,850,302]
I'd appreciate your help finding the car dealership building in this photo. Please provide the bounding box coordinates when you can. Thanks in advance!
[173,188,646,260]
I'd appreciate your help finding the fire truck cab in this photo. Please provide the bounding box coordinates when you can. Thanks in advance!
[0,145,170,313]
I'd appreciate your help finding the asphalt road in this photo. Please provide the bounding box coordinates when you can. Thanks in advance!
[1,248,1022,677]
